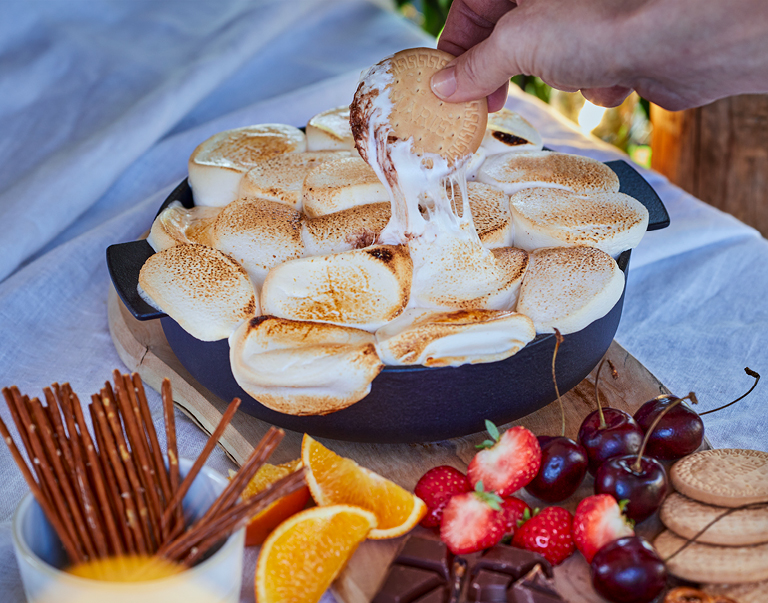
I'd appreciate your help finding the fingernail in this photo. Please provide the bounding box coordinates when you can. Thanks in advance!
[431,67,457,99]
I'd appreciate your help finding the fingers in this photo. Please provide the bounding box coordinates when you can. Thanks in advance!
[487,82,509,112]
[581,86,633,108]
[432,32,518,105]
[438,0,516,56]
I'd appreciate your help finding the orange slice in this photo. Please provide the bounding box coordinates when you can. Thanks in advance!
[232,459,311,546]
[301,434,426,539]
[255,504,376,603]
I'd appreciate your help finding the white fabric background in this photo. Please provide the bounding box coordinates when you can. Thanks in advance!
[0,1,766,601]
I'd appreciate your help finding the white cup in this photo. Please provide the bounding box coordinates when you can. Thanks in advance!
[12,458,244,603]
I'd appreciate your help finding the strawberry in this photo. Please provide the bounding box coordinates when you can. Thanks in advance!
[414,465,471,528]
[500,496,531,535]
[439,484,506,554]
[511,506,575,566]
[572,494,635,562]
[467,421,541,497]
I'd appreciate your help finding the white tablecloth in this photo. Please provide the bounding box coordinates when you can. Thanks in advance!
[1,1,766,601]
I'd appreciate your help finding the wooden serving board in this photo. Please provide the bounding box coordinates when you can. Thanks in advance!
[108,286,677,603]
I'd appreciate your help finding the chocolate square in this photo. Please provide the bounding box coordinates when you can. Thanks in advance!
[373,565,445,603]
[468,569,512,602]
[507,566,564,603]
[473,544,553,581]
[396,537,453,580]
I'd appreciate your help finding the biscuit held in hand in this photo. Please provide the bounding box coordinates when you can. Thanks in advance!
[229,316,383,416]
[139,243,257,341]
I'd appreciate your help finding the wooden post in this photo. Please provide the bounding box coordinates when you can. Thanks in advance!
[651,95,768,237]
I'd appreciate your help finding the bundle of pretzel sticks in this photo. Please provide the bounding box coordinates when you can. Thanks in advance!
[0,369,306,571]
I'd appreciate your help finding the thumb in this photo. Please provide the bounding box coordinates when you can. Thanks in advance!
[431,32,519,104]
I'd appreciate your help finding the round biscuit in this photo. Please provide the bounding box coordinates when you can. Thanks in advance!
[386,47,487,163]
[661,492,768,546]
[671,449,768,507]
[654,529,768,584]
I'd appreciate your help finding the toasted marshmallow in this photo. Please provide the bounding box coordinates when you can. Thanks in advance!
[188,124,306,207]
[238,151,351,211]
[478,151,620,196]
[450,182,513,249]
[481,109,543,155]
[517,246,624,334]
[147,202,220,251]
[261,245,412,331]
[301,202,391,257]
[302,156,388,218]
[229,316,383,415]
[138,243,257,341]
[211,198,303,287]
[409,233,528,310]
[465,147,487,181]
[509,188,649,257]
[306,106,356,151]
[375,308,535,367]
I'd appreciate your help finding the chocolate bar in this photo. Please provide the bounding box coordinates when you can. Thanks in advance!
[372,536,563,603]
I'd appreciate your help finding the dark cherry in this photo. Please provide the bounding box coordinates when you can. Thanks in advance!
[525,436,588,502]
[591,537,667,603]
[634,396,704,460]
[594,456,668,523]
[578,408,644,475]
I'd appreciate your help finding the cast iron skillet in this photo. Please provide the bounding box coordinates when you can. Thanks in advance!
[107,159,668,443]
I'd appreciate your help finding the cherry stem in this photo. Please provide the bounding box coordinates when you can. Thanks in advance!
[699,367,760,416]
[663,501,768,563]
[551,328,565,438]
[593,358,617,429]
[631,393,697,473]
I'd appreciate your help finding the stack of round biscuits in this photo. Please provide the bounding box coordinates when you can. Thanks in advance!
[653,449,768,599]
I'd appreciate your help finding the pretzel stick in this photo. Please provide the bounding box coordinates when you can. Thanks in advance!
[113,373,163,548]
[6,387,87,560]
[0,413,83,563]
[2,387,52,503]
[160,378,182,531]
[195,427,283,530]
[101,386,154,552]
[133,374,174,509]
[92,395,148,555]
[171,468,306,565]
[59,386,107,560]
[90,400,134,554]
[73,396,124,557]
[161,397,241,537]
[43,387,75,479]
[30,396,106,559]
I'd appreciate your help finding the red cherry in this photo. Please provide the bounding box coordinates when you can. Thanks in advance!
[634,395,703,460]
[525,436,588,503]
[594,456,668,523]
[590,537,667,603]
[578,408,643,474]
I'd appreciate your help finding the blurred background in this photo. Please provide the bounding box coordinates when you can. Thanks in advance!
[394,0,768,237]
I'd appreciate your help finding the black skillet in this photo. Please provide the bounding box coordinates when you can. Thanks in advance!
[107,158,668,443]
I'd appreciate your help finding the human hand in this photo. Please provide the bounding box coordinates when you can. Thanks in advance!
[432,0,768,111]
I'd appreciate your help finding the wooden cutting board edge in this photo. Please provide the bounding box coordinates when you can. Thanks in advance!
[108,285,708,603]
